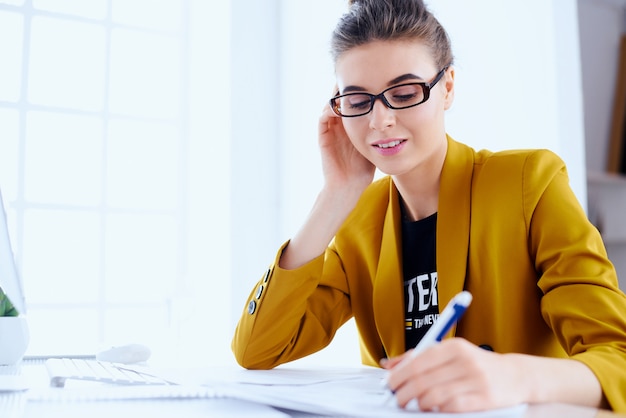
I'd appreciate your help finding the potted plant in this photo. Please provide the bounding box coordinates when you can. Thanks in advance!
[0,287,29,365]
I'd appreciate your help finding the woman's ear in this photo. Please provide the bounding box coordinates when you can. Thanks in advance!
[443,66,455,110]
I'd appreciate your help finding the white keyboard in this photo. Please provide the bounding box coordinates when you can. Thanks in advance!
[45,358,174,388]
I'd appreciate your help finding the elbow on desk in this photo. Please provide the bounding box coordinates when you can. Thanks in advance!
[231,333,281,370]
[231,346,281,370]
[234,356,277,370]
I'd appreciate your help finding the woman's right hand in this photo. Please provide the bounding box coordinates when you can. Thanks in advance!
[318,103,375,194]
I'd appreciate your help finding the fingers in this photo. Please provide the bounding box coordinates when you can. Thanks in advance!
[392,354,469,411]
[322,84,341,122]
[386,345,448,408]
[385,339,504,412]
[319,83,343,138]
[318,102,340,136]
[379,351,410,369]
[413,379,483,412]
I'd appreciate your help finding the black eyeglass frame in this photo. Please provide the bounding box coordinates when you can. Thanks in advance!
[329,66,449,118]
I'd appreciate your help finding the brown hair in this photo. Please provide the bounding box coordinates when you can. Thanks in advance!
[331,0,454,69]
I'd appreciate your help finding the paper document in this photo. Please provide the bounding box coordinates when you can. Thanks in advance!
[28,364,528,417]
[24,397,289,418]
[207,366,528,417]
[201,365,383,386]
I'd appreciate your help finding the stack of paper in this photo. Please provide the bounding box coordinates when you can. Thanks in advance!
[29,364,528,417]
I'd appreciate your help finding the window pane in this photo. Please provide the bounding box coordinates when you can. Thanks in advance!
[109,28,181,119]
[32,0,107,20]
[0,11,23,102]
[22,209,100,304]
[112,0,182,31]
[104,213,178,304]
[0,109,20,201]
[24,111,103,206]
[28,16,106,110]
[106,119,179,211]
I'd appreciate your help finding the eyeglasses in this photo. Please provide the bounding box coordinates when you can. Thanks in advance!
[329,66,449,117]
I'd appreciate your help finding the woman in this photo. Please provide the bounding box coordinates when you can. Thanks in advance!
[232,0,626,412]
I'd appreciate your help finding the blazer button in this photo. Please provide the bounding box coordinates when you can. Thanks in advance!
[479,344,493,351]
[247,300,257,315]
[255,284,264,299]
[263,269,271,283]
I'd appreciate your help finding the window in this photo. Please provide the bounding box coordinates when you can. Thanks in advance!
[0,0,232,365]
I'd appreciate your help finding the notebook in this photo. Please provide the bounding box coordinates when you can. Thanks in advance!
[0,189,26,316]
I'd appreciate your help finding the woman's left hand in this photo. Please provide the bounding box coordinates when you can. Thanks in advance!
[381,338,527,412]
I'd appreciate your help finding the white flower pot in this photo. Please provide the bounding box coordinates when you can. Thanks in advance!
[0,316,29,365]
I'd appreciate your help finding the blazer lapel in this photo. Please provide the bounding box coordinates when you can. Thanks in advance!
[373,180,405,357]
[437,136,474,335]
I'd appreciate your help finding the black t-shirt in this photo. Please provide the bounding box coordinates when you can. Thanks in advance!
[401,211,439,352]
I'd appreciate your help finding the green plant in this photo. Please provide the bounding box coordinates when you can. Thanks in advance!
[0,286,18,317]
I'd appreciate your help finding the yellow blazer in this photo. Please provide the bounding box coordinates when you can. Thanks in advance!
[232,137,626,411]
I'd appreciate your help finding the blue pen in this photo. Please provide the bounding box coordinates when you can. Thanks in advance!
[381,290,473,404]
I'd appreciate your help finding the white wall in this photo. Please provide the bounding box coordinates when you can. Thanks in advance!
[184,0,234,366]
[229,0,283,327]
[229,0,587,366]
[429,0,586,203]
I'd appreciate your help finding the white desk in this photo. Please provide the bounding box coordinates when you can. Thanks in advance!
[2,359,285,418]
[1,358,624,418]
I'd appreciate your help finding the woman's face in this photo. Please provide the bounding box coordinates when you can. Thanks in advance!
[334,39,454,178]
